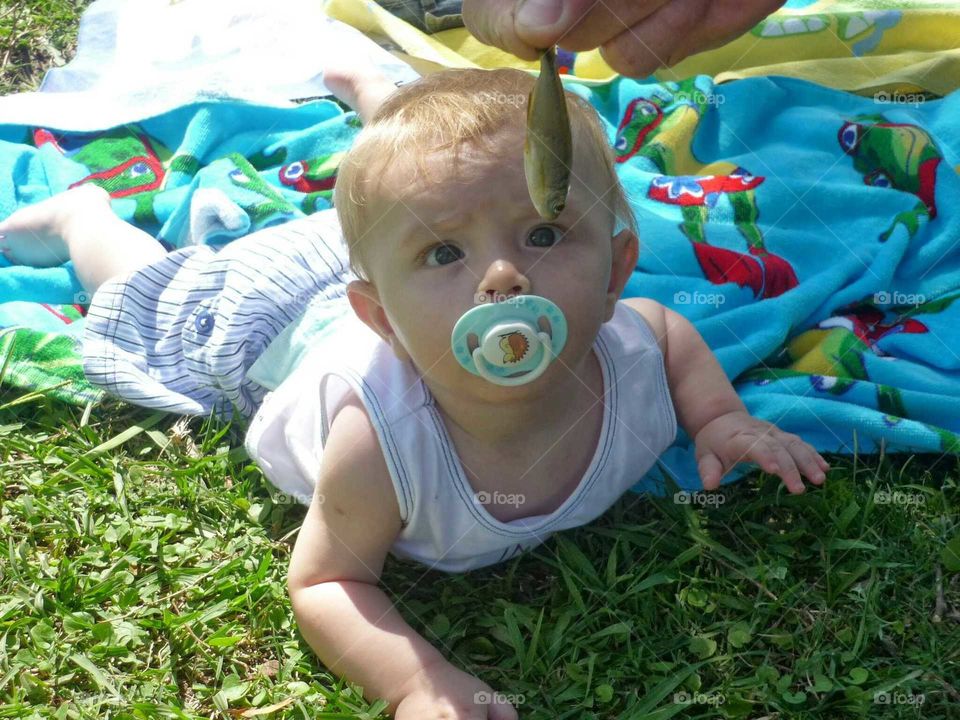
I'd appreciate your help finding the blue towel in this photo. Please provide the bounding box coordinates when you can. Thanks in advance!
[589,75,960,493]
[1,73,958,495]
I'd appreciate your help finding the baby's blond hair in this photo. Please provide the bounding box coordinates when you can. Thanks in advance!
[333,68,637,283]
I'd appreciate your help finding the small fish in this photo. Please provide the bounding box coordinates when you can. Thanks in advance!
[524,46,572,221]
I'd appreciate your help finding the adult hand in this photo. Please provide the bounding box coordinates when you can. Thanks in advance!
[463,0,786,77]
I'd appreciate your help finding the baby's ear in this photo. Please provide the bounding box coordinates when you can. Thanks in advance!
[605,227,640,321]
[346,280,410,361]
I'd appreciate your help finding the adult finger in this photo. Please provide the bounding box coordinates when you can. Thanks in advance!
[463,0,670,59]
[600,0,787,77]
[519,0,673,52]
[462,0,542,60]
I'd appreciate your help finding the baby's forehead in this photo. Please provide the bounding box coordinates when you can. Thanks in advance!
[371,125,602,207]
[387,124,521,174]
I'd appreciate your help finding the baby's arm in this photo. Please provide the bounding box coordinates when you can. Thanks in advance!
[625,298,829,493]
[288,394,516,719]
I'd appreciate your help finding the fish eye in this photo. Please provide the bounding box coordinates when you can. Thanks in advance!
[424,243,464,267]
[528,226,562,248]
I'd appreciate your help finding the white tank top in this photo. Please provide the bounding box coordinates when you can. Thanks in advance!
[245,301,677,573]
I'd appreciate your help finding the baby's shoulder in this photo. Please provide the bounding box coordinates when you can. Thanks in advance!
[322,388,403,527]
[329,388,390,470]
[617,298,667,356]
[288,386,403,586]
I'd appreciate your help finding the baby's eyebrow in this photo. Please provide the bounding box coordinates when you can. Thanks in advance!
[394,222,452,249]
[393,192,595,248]
[394,214,470,246]
[393,228,425,249]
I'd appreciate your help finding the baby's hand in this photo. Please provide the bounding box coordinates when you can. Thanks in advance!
[395,661,519,720]
[694,410,829,494]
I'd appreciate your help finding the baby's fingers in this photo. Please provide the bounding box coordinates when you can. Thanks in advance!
[781,433,828,487]
[764,439,808,494]
[734,435,804,494]
[697,452,725,491]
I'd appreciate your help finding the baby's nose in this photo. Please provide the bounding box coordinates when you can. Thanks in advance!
[477,260,531,302]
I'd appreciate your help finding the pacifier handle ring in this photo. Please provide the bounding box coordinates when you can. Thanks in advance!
[471,331,554,387]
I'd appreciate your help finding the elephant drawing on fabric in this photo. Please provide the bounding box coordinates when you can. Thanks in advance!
[615,78,799,300]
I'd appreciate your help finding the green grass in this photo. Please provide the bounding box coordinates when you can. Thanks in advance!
[1,390,958,719]
[0,1,94,95]
[1,3,959,719]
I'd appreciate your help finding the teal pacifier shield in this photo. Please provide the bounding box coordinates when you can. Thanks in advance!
[451,295,568,381]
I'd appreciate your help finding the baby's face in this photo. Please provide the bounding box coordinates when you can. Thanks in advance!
[353,124,621,402]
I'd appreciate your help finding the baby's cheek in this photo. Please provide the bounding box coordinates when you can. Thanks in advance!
[403,322,458,373]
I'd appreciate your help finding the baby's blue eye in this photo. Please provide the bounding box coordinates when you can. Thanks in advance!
[425,244,464,266]
[528,226,561,248]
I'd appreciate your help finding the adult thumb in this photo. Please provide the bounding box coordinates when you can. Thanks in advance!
[463,0,585,59]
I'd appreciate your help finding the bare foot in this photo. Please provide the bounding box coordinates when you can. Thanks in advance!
[324,59,402,124]
[0,184,112,267]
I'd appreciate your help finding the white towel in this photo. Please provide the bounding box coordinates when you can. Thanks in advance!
[0,0,419,130]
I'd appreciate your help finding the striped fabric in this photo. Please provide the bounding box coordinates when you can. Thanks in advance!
[82,209,358,419]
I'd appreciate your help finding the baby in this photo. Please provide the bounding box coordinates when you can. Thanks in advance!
[0,65,829,719]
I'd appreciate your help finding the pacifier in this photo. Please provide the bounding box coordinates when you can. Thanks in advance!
[451,294,568,386]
